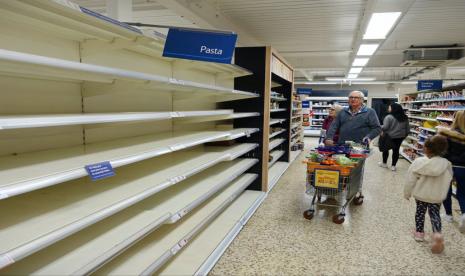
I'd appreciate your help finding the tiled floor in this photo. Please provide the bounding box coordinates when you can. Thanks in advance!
[210,138,465,275]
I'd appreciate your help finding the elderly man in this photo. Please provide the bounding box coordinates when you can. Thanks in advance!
[325,91,381,145]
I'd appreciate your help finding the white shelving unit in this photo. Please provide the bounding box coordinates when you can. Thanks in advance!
[155,190,266,276]
[291,93,303,152]
[0,1,266,274]
[268,162,289,192]
[301,96,351,137]
[268,150,285,168]
[400,84,464,163]
[1,160,258,275]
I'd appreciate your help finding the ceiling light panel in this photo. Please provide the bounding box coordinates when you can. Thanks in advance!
[352,58,370,66]
[347,74,358,79]
[363,12,402,39]
[349,67,363,74]
[356,44,379,56]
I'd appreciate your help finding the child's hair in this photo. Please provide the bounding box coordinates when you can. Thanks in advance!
[424,135,448,156]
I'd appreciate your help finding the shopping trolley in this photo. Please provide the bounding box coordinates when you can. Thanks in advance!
[303,158,366,224]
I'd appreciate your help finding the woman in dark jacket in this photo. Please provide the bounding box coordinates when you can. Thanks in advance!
[438,110,465,232]
[322,104,342,142]
[379,103,410,171]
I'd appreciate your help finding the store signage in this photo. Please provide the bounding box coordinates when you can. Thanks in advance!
[302,101,310,108]
[85,161,115,181]
[417,80,443,91]
[163,28,237,64]
[297,88,313,95]
[314,169,340,189]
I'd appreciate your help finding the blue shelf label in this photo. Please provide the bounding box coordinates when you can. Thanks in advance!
[302,101,310,108]
[297,88,313,95]
[417,80,442,91]
[85,161,115,181]
[163,28,237,64]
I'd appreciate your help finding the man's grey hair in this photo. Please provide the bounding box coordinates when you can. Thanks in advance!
[349,90,364,98]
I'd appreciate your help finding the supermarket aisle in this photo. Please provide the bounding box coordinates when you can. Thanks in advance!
[210,138,465,275]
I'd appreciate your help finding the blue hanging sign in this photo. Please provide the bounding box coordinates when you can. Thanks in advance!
[163,28,237,64]
[297,88,313,95]
[85,161,115,181]
[417,80,443,91]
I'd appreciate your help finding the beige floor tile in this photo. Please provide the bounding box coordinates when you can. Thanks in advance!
[210,138,465,275]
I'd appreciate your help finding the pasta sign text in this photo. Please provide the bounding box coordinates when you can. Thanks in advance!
[200,45,223,55]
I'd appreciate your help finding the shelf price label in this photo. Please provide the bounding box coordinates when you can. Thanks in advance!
[85,161,115,181]
[314,169,340,189]
[163,28,237,64]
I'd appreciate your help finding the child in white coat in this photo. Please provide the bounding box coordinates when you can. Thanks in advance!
[404,135,453,254]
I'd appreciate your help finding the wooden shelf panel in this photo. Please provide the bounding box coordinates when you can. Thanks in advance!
[0,1,252,78]
[157,190,265,276]
[0,49,258,100]
[0,161,258,275]
[94,174,257,275]
[0,129,259,199]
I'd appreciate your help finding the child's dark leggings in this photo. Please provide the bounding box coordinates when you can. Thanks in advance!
[416,200,441,233]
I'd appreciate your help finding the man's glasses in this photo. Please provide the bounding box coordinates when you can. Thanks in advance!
[348,96,362,100]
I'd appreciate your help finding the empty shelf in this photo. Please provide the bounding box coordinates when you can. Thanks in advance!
[0,145,258,267]
[214,128,260,142]
[157,190,266,276]
[269,138,285,151]
[270,96,287,102]
[94,174,258,275]
[268,150,285,168]
[269,129,286,139]
[0,110,233,130]
[0,160,257,275]
[0,1,252,78]
[0,130,252,199]
[270,108,286,113]
[0,49,258,99]
[290,150,302,163]
[291,132,301,139]
[269,119,286,126]
[268,161,289,191]
[176,112,259,124]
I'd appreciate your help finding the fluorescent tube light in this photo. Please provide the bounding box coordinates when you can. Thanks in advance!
[357,44,379,56]
[352,81,387,84]
[347,74,358,79]
[363,12,402,39]
[352,58,369,66]
[325,77,376,81]
[294,81,337,85]
[349,67,363,74]
[351,77,376,81]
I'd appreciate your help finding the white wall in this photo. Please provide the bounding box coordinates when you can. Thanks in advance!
[299,83,416,107]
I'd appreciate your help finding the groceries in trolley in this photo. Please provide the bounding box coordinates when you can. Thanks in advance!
[302,142,369,224]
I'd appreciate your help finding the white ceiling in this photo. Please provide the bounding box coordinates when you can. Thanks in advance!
[73,0,465,84]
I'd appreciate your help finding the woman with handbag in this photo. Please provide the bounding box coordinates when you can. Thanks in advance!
[378,103,410,171]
